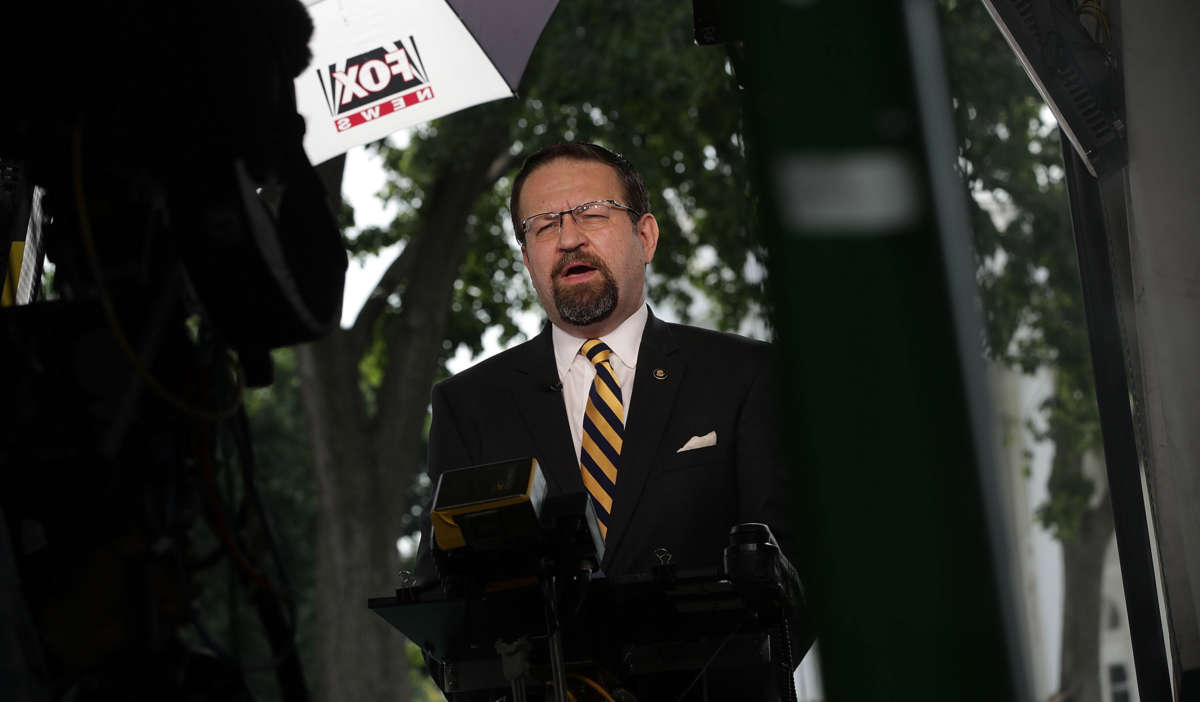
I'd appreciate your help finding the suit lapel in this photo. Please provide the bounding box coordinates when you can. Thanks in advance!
[602,310,683,569]
[510,326,582,495]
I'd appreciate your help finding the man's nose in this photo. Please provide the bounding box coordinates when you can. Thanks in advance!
[557,214,587,249]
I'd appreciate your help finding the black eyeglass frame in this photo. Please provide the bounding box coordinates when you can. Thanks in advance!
[517,199,643,245]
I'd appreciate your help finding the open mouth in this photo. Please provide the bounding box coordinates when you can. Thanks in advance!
[559,262,598,281]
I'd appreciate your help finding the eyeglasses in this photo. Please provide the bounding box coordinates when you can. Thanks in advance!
[518,199,641,245]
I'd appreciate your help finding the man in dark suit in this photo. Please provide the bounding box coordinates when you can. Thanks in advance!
[414,142,803,698]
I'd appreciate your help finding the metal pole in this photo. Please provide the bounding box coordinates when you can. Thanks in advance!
[1060,135,1174,702]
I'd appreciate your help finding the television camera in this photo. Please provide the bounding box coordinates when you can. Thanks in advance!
[1,2,344,700]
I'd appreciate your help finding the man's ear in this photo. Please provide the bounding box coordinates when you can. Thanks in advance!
[638,213,660,264]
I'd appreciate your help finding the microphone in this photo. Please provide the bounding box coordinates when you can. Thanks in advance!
[547,379,563,392]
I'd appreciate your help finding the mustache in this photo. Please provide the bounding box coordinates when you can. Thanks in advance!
[552,251,608,278]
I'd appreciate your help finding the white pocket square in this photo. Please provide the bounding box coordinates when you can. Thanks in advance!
[676,430,717,453]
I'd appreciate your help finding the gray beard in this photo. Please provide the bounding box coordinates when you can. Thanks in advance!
[554,275,618,327]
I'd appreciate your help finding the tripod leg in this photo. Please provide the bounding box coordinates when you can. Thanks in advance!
[542,577,568,702]
[511,678,528,702]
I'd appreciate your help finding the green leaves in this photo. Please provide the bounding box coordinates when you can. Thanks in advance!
[940,0,1104,538]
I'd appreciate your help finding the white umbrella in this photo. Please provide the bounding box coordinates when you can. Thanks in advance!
[296,0,557,165]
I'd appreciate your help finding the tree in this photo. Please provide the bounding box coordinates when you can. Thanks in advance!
[939,1,1111,700]
[296,3,766,700]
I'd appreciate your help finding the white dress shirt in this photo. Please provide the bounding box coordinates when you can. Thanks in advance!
[551,304,649,461]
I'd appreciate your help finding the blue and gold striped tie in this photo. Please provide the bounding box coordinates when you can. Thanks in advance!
[579,339,624,540]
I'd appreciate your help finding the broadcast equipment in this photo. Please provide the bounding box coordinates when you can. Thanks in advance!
[432,457,550,552]
[1,3,341,700]
[372,460,803,702]
[429,459,605,587]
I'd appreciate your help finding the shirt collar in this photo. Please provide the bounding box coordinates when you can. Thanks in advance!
[551,304,649,379]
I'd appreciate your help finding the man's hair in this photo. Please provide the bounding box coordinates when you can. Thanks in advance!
[509,142,650,245]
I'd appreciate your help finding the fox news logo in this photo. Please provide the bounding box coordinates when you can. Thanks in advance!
[316,38,436,132]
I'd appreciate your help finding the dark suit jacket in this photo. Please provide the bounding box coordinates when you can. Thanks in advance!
[415,308,792,582]
[412,309,806,700]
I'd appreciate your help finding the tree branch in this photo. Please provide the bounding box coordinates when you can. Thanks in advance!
[370,111,515,471]
[346,139,518,361]
[347,236,422,358]
[487,149,524,183]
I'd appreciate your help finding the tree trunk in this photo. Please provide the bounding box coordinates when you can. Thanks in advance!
[298,335,404,702]
[298,108,517,702]
[1057,457,1115,702]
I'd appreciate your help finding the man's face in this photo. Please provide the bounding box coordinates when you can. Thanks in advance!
[519,158,659,337]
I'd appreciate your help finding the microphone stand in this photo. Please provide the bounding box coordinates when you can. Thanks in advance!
[542,573,569,702]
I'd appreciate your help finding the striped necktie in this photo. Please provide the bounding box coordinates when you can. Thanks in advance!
[579,339,624,540]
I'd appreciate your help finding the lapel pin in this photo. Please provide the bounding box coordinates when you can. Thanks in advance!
[653,368,668,381]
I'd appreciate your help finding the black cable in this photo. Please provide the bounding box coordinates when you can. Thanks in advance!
[174,499,305,684]
[175,416,300,676]
[672,612,751,702]
[229,406,310,701]
[772,617,797,702]
[174,543,239,666]
[232,407,299,628]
